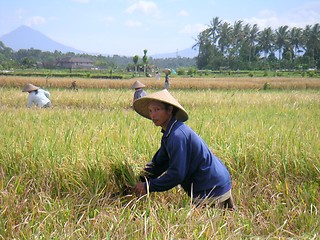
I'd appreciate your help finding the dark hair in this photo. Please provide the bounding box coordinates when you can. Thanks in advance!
[163,102,179,116]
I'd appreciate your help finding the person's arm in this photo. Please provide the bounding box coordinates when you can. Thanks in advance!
[140,148,169,181]
[148,133,188,192]
[133,147,169,196]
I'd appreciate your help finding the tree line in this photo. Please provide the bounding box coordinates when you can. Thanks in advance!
[193,17,320,70]
[0,41,196,71]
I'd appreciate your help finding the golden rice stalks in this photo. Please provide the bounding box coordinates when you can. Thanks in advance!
[110,159,139,194]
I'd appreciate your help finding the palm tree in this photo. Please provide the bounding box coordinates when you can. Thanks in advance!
[193,29,215,69]
[133,55,139,73]
[248,24,260,64]
[274,25,290,60]
[231,20,244,56]
[207,17,222,45]
[289,27,303,65]
[218,22,232,60]
[257,27,275,70]
[258,27,275,59]
[239,23,259,67]
[193,28,209,51]
[303,24,320,68]
[142,49,148,76]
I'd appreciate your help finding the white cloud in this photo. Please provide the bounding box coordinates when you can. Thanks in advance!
[125,1,159,15]
[285,2,320,27]
[125,20,142,27]
[243,9,282,29]
[245,16,279,29]
[25,16,46,27]
[245,2,320,29]
[178,10,189,17]
[179,24,207,34]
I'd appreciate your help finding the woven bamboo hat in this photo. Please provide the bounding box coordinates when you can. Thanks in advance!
[133,89,188,122]
[131,80,146,89]
[22,83,40,92]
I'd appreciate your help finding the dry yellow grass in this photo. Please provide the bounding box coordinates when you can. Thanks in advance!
[0,84,319,239]
[1,75,320,90]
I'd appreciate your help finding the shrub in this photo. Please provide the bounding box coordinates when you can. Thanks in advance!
[177,68,186,76]
[263,82,270,90]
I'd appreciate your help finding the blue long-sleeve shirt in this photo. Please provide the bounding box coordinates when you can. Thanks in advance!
[133,89,147,101]
[143,117,231,198]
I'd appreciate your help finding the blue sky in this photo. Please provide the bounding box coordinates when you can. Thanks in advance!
[1,0,320,56]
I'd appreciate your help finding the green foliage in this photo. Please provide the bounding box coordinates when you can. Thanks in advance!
[263,82,271,90]
[132,55,139,65]
[176,68,186,75]
[187,67,197,76]
[0,41,196,71]
[307,70,315,77]
[195,18,320,71]
[0,69,126,79]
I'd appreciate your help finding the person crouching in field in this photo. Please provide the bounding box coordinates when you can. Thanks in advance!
[131,80,147,105]
[71,81,78,91]
[132,89,234,209]
[22,83,52,108]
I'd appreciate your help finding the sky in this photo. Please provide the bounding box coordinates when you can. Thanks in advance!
[1,0,320,56]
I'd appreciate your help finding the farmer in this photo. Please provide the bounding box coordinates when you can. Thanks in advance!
[22,83,52,108]
[155,71,161,81]
[131,80,147,104]
[71,80,78,91]
[164,69,171,89]
[132,89,234,209]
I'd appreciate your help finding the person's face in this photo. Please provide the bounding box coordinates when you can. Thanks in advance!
[148,101,173,130]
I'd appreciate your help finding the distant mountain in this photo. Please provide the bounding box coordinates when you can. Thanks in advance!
[151,47,198,59]
[0,25,84,53]
[0,25,198,58]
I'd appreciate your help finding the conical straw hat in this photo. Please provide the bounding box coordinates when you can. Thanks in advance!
[22,83,40,92]
[133,89,188,122]
[131,80,146,89]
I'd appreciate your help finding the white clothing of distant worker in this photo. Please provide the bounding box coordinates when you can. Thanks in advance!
[22,83,52,108]
[155,71,161,81]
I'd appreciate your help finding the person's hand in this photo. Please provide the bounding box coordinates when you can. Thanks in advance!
[133,182,147,197]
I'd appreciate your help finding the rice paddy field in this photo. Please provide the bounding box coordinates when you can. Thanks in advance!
[0,76,319,239]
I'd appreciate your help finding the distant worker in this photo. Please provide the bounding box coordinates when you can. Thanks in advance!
[164,69,171,89]
[22,83,52,108]
[131,80,147,104]
[155,71,161,81]
[71,81,78,91]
